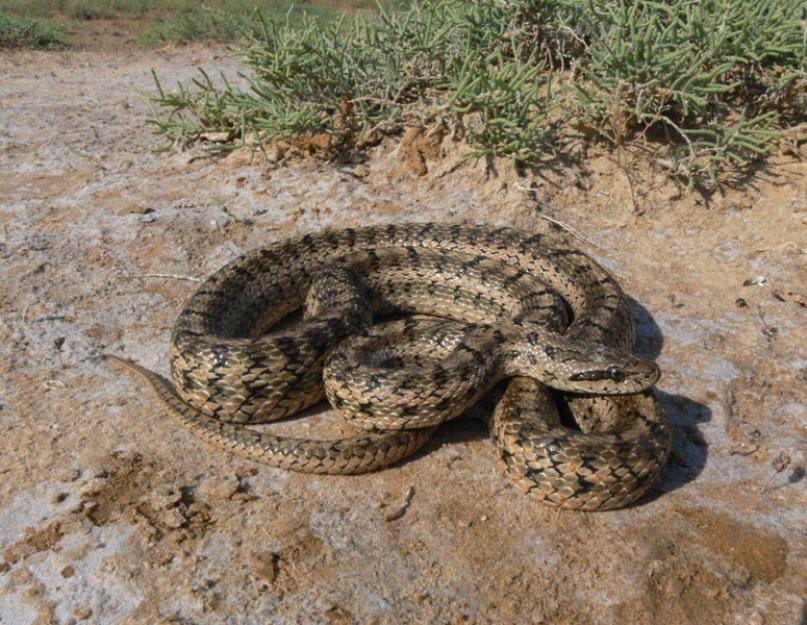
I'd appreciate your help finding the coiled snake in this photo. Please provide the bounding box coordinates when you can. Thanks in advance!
[107,223,671,510]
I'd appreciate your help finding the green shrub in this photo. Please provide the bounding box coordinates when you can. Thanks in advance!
[0,11,65,47]
[0,0,158,18]
[141,5,250,44]
[148,1,560,163]
[140,2,348,45]
[573,0,807,185]
[147,0,807,186]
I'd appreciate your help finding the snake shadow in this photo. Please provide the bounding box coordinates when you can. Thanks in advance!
[409,400,495,457]
[633,388,711,506]
[627,298,711,506]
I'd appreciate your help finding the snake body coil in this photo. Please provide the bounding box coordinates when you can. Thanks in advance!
[109,223,671,510]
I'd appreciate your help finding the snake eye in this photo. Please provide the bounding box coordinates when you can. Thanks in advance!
[607,365,625,382]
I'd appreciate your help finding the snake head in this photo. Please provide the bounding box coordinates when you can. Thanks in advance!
[562,347,660,394]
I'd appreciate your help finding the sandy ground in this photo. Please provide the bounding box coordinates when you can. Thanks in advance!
[1,45,806,625]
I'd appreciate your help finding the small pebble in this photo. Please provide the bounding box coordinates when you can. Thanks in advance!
[158,507,187,529]
[249,551,279,584]
[199,475,240,501]
[146,485,182,510]
[78,477,106,499]
[59,468,82,482]
[265,144,284,162]
[351,164,370,178]
[742,275,766,287]
[86,464,109,479]
[748,612,765,625]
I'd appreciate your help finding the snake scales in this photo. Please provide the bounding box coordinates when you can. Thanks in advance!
[108,223,671,510]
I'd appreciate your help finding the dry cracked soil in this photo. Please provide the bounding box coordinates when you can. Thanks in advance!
[1,44,806,625]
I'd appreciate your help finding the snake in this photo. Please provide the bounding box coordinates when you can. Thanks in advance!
[107,223,671,510]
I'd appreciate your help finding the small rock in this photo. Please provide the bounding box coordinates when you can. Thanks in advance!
[265,143,285,163]
[249,550,279,584]
[158,507,187,529]
[199,475,240,501]
[742,275,766,287]
[77,478,107,499]
[234,466,258,479]
[123,204,155,215]
[199,131,231,143]
[351,164,370,178]
[86,464,109,479]
[146,485,182,511]
[187,501,211,517]
[748,612,765,625]
[357,128,382,147]
[72,607,92,621]
[59,468,82,482]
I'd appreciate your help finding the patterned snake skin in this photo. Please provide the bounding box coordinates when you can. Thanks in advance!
[107,223,671,510]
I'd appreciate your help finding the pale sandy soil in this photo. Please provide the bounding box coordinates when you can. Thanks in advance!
[1,45,806,625]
